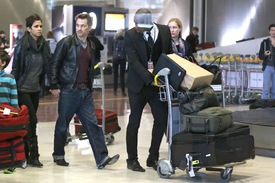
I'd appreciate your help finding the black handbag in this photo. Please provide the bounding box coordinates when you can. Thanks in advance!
[177,85,220,115]
[200,57,222,85]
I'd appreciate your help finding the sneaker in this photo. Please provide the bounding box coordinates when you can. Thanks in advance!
[4,167,16,174]
[98,154,120,169]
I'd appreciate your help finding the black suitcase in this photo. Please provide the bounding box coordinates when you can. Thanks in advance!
[171,124,255,169]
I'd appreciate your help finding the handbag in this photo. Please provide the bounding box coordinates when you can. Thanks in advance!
[200,57,222,85]
[178,85,220,115]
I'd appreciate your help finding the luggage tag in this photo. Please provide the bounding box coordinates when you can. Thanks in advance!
[3,107,11,115]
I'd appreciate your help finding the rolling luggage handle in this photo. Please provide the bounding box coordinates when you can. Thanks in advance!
[94,62,106,135]
[94,62,116,144]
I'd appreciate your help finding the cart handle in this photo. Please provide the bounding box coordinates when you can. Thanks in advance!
[94,62,105,70]
[154,68,171,87]
[154,74,161,87]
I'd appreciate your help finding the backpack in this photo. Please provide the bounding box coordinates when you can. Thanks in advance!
[113,39,126,60]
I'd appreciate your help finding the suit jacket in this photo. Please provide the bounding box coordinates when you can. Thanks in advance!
[125,23,173,93]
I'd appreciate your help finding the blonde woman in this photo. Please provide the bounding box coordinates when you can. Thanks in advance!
[168,18,196,63]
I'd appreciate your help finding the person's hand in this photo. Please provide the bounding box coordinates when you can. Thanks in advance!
[50,89,61,97]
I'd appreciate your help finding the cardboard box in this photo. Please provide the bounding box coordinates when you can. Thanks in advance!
[153,54,186,90]
[167,54,213,90]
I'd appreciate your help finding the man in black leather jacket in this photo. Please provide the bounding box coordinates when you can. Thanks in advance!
[49,13,119,168]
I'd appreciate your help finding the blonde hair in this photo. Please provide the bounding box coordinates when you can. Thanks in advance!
[168,18,183,37]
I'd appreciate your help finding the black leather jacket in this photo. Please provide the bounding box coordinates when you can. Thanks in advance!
[49,34,95,90]
[11,35,51,90]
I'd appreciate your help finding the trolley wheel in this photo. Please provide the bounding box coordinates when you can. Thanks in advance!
[157,160,173,179]
[220,168,233,181]
[157,166,171,179]
[105,134,115,144]
[21,159,28,169]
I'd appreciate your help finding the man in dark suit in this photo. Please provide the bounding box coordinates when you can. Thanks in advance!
[124,8,173,172]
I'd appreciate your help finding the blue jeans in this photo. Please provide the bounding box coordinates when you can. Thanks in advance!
[52,87,108,165]
[262,65,275,99]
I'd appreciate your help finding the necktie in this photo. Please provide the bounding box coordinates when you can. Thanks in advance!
[147,31,154,47]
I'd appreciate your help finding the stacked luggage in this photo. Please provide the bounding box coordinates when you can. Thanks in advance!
[171,107,255,181]
[0,103,29,170]
[153,54,255,181]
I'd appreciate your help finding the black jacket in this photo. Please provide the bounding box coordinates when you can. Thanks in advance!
[186,34,199,53]
[259,38,272,71]
[88,35,104,60]
[125,23,173,93]
[12,33,51,90]
[49,34,95,90]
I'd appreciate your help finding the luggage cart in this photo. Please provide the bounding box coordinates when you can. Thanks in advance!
[66,62,121,145]
[238,55,262,103]
[154,68,254,181]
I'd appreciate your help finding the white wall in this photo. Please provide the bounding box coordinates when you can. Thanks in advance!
[198,37,267,55]
[0,0,51,41]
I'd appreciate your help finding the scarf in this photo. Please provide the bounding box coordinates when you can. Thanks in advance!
[171,38,185,57]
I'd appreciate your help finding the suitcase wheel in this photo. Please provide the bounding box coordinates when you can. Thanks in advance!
[220,167,233,181]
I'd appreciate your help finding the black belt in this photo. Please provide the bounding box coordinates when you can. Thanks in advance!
[75,83,88,89]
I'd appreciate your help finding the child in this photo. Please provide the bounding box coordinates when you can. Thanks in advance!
[0,50,19,174]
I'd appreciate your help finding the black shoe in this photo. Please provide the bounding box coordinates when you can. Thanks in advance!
[54,159,69,166]
[98,154,120,169]
[127,159,145,172]
[146,160,158,171]
[28,158,43,168]
[122,92,127,97]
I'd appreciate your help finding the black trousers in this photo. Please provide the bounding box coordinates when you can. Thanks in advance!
[113,59,126,92]
[126,85,168,161]
[18,91,40,139]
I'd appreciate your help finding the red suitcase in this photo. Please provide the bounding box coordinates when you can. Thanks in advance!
[74,109,121,135]
[0,103,29,141]
[0,137,26,169]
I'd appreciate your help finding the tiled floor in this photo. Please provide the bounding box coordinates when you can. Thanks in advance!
[1,88,275,183]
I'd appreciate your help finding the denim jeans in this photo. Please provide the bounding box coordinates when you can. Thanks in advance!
[52,87,108,165]
[262,65,275,99]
